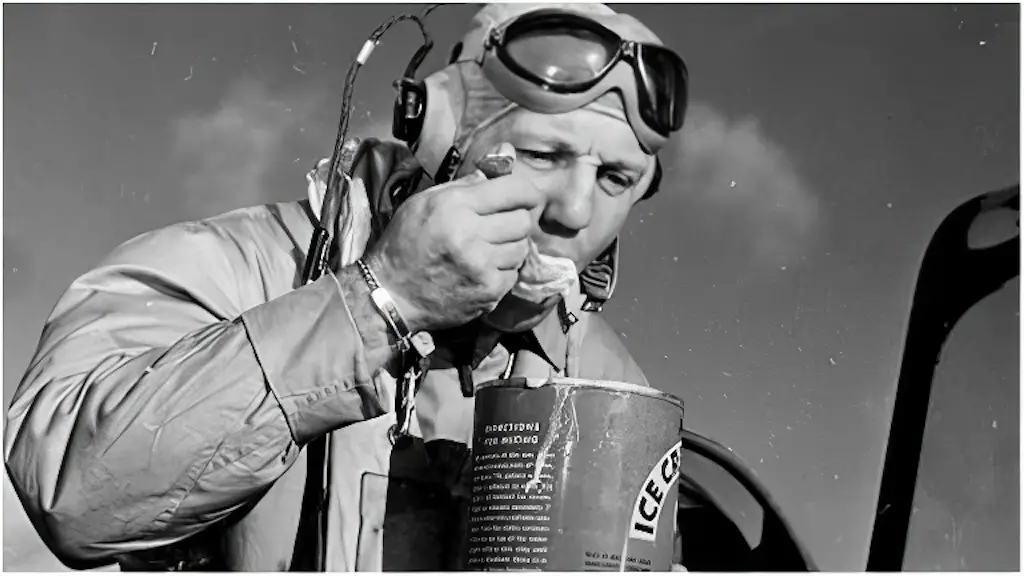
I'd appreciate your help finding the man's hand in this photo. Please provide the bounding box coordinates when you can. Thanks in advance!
[364,144,543,333]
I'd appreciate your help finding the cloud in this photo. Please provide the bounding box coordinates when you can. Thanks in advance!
[171,79,329,219]
[350,115,395,142]
[664,102,821,269]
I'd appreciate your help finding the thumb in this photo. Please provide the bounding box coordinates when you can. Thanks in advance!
[453,169,489,187]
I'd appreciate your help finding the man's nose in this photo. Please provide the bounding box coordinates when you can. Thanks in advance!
[539,162,597,236]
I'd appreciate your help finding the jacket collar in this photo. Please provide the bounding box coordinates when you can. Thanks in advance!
[426,306,566,374]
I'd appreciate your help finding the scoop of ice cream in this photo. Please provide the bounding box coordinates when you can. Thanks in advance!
[510,240,579,303]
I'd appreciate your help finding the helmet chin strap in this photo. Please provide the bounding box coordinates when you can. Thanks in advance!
[433,101,519,183]
[580,237,619,312]
[433,146,463,184]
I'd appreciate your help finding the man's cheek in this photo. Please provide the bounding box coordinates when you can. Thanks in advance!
[580,211,629,266]
[514,162,556,187]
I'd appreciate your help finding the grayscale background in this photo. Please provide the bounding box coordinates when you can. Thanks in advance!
[3,3,1019,571]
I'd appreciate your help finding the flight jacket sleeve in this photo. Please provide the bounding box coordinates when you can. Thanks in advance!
[3,217,396,566]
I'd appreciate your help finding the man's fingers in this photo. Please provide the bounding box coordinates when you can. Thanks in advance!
[481,210,533,244]
[469,177,545,215]
[491,239,531,271]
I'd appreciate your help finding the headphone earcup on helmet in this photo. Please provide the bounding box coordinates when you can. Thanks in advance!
[391,79,427,145]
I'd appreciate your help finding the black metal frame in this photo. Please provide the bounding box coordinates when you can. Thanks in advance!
[866,185,1020,570]
[677,429,819,571]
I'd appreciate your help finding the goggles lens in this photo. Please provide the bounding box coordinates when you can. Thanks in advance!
[496,11,688,135]
[505,21,619,85]
[637,44,687,132]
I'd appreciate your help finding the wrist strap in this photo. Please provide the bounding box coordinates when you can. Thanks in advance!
[356,259,434,359]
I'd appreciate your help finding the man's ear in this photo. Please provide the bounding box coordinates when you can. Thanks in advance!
[641,156,663,201]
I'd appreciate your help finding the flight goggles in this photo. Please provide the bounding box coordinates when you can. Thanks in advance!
[478,9,688,154]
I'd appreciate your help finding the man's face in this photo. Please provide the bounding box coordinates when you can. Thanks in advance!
[461,105,656,271]
[460,104,657,331]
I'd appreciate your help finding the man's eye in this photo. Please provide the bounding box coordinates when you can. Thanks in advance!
[600,170,635,196]
[518,149,559,167]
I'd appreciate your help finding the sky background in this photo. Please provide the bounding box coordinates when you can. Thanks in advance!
[3,3,1020,571]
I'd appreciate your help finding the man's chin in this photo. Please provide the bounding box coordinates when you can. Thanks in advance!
[481,293,561,333]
